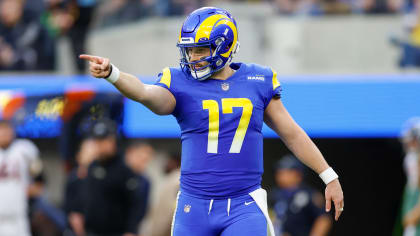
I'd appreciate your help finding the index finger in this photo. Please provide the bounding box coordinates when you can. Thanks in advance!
[79,54,103,64]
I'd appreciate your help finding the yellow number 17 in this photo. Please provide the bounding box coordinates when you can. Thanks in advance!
[202,98,253,154]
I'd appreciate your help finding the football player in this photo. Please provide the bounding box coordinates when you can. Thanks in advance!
[80,7,344,236]
[0,120,42,236]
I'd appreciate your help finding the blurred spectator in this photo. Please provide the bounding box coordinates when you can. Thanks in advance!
[399,119,420,235]
[68,0,98,73]
[124,141,155,233]
[65,118,145,236]
[44,0,97,73]
[268,155,332,236]
[141,153,180,236]
[24,0,46,20]
[360,0,402,13]
[156,0,201,16]
[272,0,324,15]
[0,120,43,236]
[29,172,67,236]
[64,139,99,236]
[95,0,156,28]
[0,0,56,71]
[390,0,420,68]
[319,0,353,14]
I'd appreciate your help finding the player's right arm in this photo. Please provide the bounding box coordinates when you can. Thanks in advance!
[79,54,176,115]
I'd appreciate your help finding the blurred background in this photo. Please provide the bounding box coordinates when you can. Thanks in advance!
[0,0,420,235]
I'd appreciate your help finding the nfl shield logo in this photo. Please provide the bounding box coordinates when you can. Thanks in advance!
[221,83,229,91]
[184,204,191,213]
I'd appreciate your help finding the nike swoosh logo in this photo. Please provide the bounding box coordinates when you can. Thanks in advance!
[244,201,255,206]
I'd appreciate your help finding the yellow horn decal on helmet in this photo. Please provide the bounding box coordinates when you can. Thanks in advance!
[215,19,237,58]
[195,14,227,43]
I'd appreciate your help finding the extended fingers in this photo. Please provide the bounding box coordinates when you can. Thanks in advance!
[79,54,104,64]
[333,197,344,221]
[325,191,332,212]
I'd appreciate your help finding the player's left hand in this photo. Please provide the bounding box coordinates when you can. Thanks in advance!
[325,178,344,221]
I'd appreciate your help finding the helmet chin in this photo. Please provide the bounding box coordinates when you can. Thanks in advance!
[190,66,212,81]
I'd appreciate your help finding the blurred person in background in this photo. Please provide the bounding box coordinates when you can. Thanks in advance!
[319,0,354,14]
[0,0,56,71]
[398,119,420,236]
[272,0,324,15]
[161,0,201,16]
[43,0,97,73]
[95,0,156,28]
[64,138,99,236]
[360,0,402,13]
[66,118,145,236]
[68,0,98,73]
[390,0,420,68]
[269,155,332,236]
[0,120,43,236]
[29,171,67,236]
[141,153,180,236]
[124,141,155,234]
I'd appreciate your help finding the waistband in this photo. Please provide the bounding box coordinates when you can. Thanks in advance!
[180,184,261,200]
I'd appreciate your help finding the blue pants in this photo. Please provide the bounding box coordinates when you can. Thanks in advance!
[171,191,269,236]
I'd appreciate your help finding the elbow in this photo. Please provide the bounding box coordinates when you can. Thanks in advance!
[153,109,172,116]
[148,103,174,115]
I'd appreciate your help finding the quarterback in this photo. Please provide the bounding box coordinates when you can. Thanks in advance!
[80,7,344,236]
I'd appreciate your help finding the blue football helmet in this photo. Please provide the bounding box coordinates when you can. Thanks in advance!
[177,7,240,81]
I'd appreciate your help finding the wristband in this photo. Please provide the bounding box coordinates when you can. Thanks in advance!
[319,167,338,185]
[104,63,120,84]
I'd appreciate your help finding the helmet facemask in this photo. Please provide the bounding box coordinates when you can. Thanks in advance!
[178,36,231,81]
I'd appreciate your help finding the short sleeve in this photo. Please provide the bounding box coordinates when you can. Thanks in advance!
[263,67,282,109]
[17,139,40,162]
[154,67,174,95]
[15,139,42,176]
[270,68,282,99]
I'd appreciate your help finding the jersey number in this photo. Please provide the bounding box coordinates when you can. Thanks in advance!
[202,98,253,154]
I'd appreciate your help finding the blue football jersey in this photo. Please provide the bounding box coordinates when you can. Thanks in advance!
[155,63,281,198]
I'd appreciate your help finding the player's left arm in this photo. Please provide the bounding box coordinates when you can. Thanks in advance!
[264,98,344,221]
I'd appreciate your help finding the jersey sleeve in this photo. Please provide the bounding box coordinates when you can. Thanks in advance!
[17,139,40,162]
[16,139,42,176]
[270,68,282,99]
[154,67,175,95]
[263,68,282,109]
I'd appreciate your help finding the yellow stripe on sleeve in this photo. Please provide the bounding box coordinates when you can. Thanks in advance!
[160,67,172,88]
[271,68,280,90]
